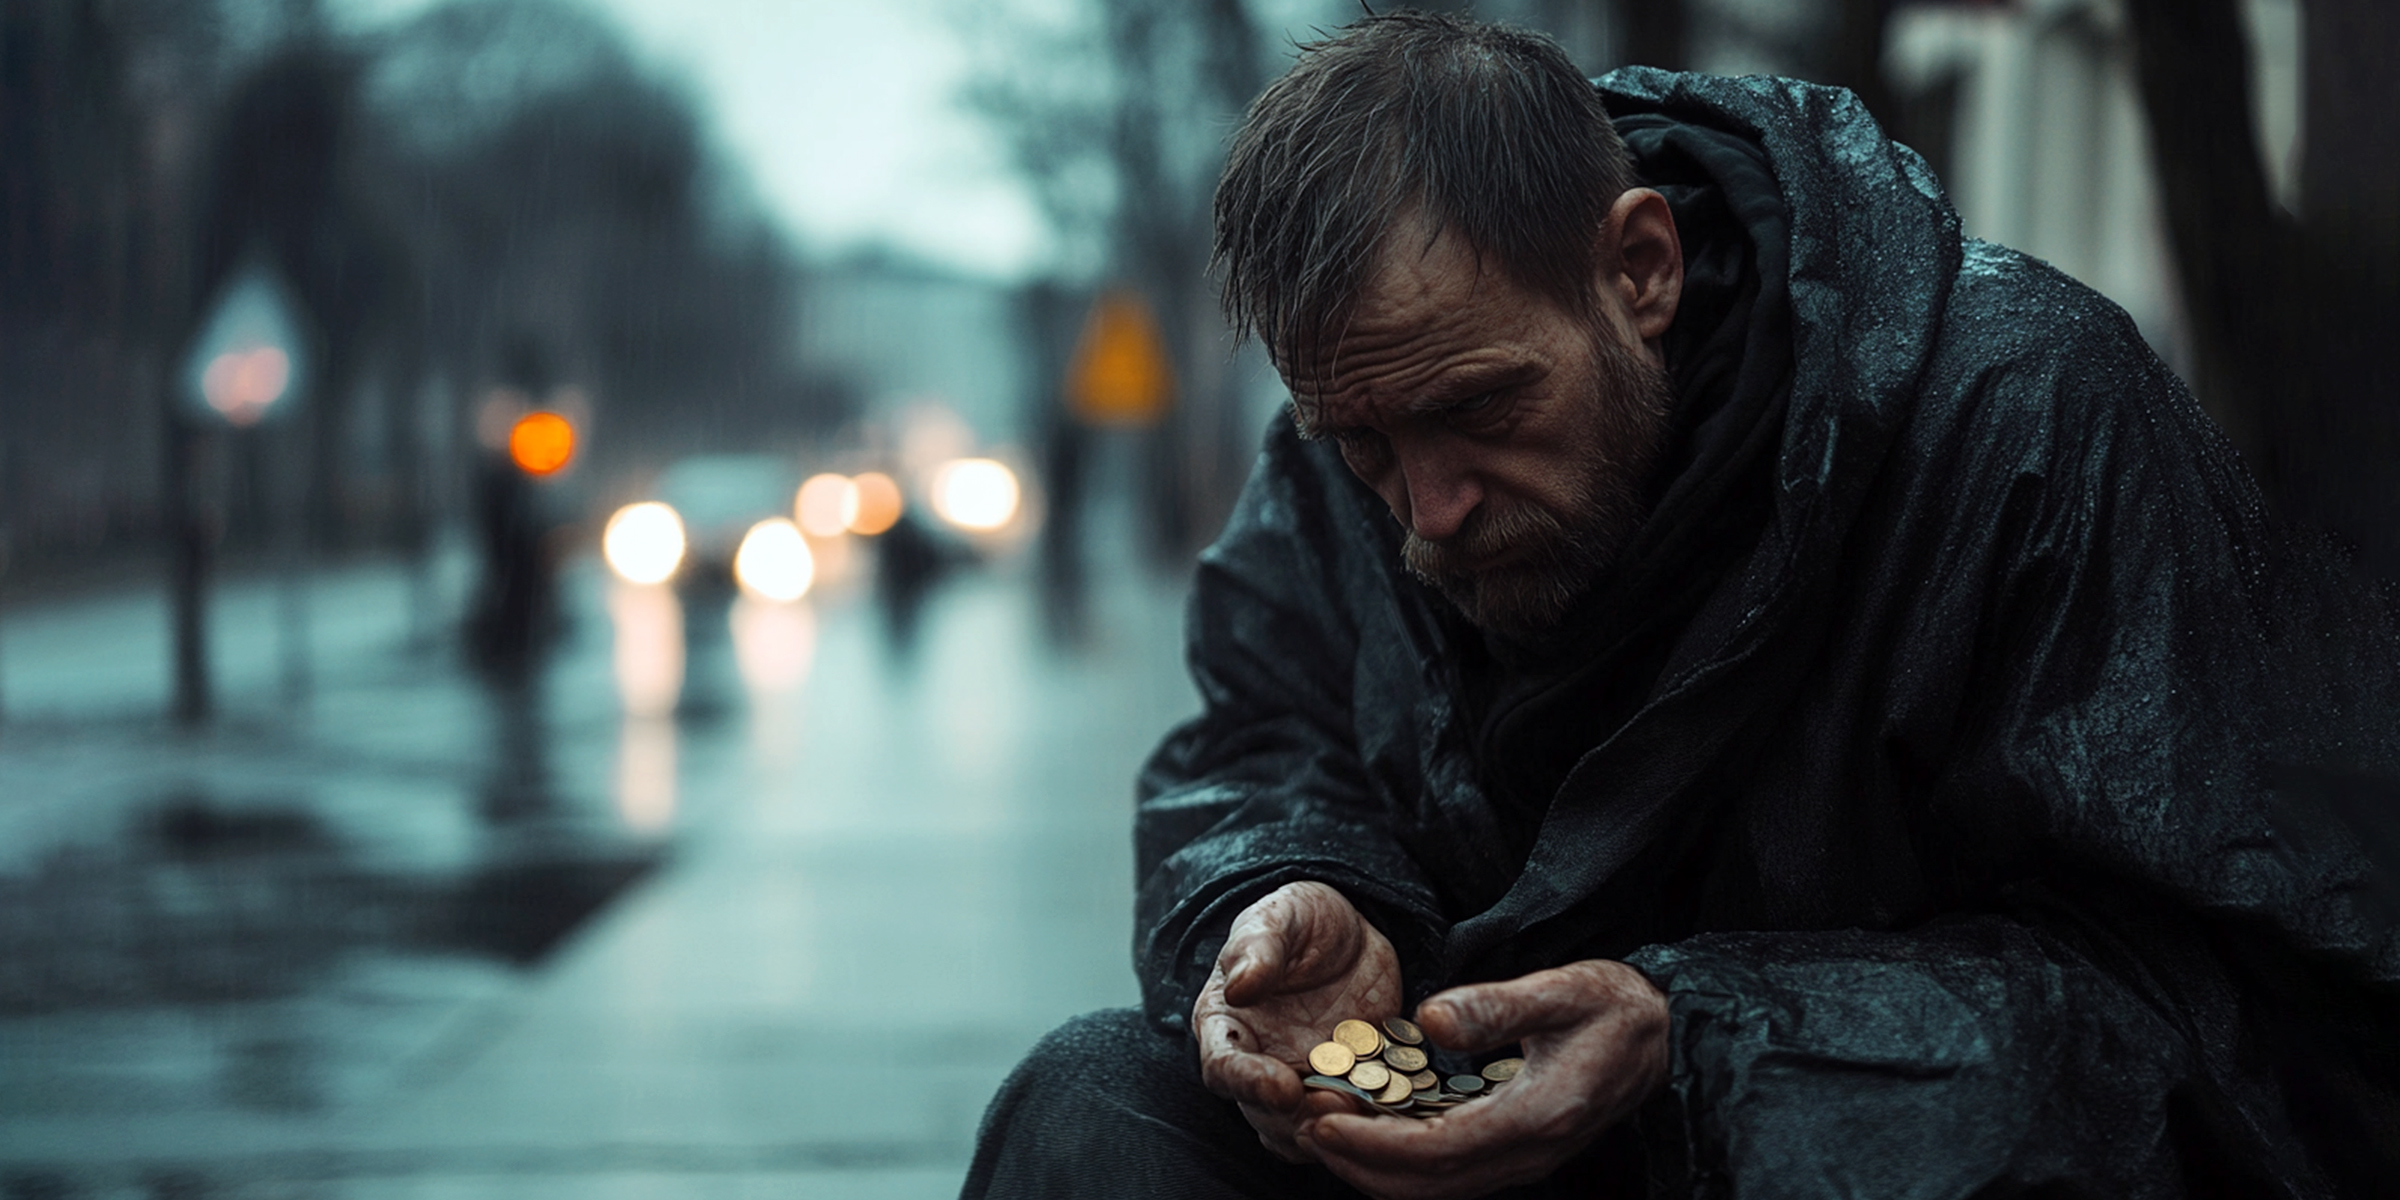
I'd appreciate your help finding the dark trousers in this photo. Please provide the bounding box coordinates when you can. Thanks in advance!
[962,1009,1650,1199]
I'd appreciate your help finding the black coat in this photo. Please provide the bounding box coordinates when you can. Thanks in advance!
[1134,69,2400,1196]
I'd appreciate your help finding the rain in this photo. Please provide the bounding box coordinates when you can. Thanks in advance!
[3,0,2393,1195]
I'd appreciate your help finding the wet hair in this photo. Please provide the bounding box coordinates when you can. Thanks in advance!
[1213,10,1637,370]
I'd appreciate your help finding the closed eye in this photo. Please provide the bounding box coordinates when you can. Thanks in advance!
[1443,390,1512,429]
[1332,427,1390,472]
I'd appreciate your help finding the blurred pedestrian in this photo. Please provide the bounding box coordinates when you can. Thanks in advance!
[464,446,555,681]
[465,338,565,680]
[874,506,951,662]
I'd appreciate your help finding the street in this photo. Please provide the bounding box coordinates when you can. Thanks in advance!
[0,536,1197,1198]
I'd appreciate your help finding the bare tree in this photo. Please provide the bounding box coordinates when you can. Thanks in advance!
[965,0,1270,561]
[2125,0,2400,569]
[363,0,844,474]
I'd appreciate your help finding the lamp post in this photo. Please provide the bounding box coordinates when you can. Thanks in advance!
[170,256,311,723]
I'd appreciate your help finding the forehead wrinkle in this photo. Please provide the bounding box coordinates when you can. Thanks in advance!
[1310,212,1462,380]
[1310,340,1526,431]
[1290,215,1539,431]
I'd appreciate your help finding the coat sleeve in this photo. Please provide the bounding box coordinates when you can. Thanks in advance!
[1133,420,1451,1034]
[1627,294,2400,1197]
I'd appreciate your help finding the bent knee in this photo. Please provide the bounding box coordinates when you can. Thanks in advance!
[1013,1008,1174,1082]
[968,1008,1282,1199]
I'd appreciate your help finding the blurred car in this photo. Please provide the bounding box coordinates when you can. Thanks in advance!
[601,454,801,599]
[654,455,800,582]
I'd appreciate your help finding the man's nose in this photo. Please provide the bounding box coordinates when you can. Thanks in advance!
[1393,442,1480,543]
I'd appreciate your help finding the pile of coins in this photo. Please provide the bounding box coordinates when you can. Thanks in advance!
[1302,1017,1523,1119]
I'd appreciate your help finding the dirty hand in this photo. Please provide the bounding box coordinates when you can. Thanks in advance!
[1301,960,1670,1200]
[1192,881,1404,1163]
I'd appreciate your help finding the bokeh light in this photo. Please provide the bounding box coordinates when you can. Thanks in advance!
[806,527,855,588]
[733,517,815,602]
[616,715,677,834]
[200,346,291,426]
[608,578,685,719]
[607,578,684,833]
[848,471,904,535]
[730,595,818,701]
[898,404,977,480]
[795,473,861,538]
[604,502,687,585]
[929,458,1021,532]
[509,411,577,475]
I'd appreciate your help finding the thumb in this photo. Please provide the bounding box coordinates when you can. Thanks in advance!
[1220,882,1360,1005]
[1417,962,1614,1051]
[1217,910,1293,1006]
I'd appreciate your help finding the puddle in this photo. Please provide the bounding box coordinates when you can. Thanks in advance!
[0,791,663,1127]
[0,794,659,1014]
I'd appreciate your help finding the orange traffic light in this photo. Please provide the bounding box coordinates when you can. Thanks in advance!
[509,411,576,476]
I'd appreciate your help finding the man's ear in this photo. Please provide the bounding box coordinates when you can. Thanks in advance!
[1597,187,1682,354]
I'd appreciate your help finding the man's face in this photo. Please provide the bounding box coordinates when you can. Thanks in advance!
[1284,222,1675,641]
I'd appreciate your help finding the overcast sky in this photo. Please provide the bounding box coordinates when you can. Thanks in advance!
[338,0,1052,280]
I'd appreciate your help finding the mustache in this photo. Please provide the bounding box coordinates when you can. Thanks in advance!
[1398,329,1675,638]
[1400,497,1576,582]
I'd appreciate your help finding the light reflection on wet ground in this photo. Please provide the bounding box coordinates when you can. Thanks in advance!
[0,541,1193,1197]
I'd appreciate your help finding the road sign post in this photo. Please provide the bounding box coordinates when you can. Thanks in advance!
[170,256,313,723]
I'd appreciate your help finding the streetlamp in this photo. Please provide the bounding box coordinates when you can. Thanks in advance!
[170,257,313,722]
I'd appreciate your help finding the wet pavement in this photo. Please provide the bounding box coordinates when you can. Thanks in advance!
[0,536,1196,1197]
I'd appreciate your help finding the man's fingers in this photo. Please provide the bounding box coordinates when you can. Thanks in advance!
[1416,962,1614,1051]
[1310,1088,1514,1170]
[1220,881,1363,1004]
[1197,1014,1304,1108]
[1217,940,1276,1006]
[1237,1103,1315,1164]
[1216,890,1300,1005]
[1203,1046,1303,1109]
[1306,1102,1553,1200]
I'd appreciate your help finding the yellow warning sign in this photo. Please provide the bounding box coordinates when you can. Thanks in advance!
[1066,289,1174,427]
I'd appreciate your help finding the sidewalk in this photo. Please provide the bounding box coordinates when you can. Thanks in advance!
[0,544,1197,1198]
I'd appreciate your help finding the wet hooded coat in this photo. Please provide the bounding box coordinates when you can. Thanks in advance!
[1133,68,2400,1196]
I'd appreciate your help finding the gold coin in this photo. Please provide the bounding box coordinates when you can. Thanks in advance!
[1481,1057,1524,1082]
[1446,1074,1486,1094]
[1382,1017,1424,1046]
[1332,1019,1384,1057]
[1347,1060,1392,1091]
[1409,1069,1439,1091]
[1304,1075,1373,1102]
[1308,1041,1356,1076]
[1381,1044,1428,1073]
[1375,1072,1414,1105]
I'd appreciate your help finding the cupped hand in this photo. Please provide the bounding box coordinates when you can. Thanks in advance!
[1192,881,1404,1162]
[1300,959,1669,1200]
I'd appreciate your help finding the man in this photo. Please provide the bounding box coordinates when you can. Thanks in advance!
[967,12,2400,1198]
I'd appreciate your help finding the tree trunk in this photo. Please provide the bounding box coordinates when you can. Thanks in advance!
[2128,0,2400,569]
[2293,0,2400,569]
[2123,0,2295,490]
[1827,0,1897,130]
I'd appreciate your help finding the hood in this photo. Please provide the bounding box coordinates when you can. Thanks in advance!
[1441,68,1966,978]
[1596,67,1962,676]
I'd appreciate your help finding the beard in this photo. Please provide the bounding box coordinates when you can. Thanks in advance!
[1400,329,1674,642]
